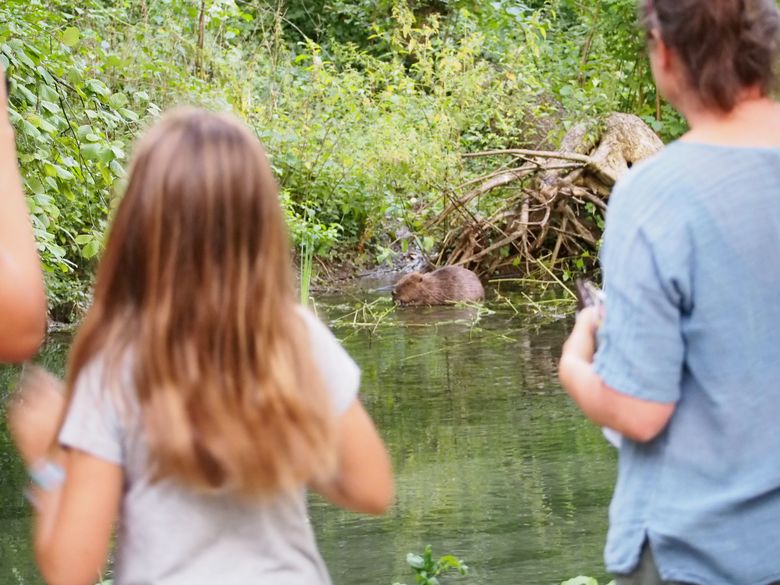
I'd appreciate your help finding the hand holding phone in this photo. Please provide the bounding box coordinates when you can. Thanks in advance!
[575,278,604,314]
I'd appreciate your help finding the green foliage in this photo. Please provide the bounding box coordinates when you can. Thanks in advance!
[6,0,683,313]
[1,0,148,310]
[393,545,468,585]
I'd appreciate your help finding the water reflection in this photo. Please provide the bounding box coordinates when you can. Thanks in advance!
[0,296,616,585]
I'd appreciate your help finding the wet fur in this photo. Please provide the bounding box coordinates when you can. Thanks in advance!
[392,266,485,306]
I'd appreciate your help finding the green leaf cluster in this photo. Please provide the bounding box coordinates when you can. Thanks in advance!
[6,0,725,314]
[1,0,152,315]
[393,544,468,585]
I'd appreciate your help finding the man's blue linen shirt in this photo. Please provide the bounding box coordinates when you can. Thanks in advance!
[594,141,780,585]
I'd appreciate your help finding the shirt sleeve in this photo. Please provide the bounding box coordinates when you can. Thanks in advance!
[59,359,124,465]
[298,307,361,415]
[594,209,689,405]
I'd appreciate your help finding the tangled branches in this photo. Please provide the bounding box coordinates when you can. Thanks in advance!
[433,113,663,276]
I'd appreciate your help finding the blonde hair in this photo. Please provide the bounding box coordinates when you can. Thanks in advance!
[64,108,336,496]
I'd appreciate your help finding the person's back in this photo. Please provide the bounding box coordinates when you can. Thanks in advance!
[61,307,363,585]
[9,109,394,585]
[599,141,780,584]
[558,1,780,583]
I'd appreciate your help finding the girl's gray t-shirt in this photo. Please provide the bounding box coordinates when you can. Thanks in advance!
[59,308,360,585]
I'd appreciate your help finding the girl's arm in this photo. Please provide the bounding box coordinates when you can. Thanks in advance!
[0,67,47,361]
[9,368,122,585]
[32,450,123,585]
[558,307,676,443]
[311,399,394,515]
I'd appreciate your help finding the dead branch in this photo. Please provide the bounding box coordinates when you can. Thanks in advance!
[436,113,663,277]
[463,148,592,164]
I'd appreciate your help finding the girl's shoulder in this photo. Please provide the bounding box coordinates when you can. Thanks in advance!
[295,305,361,415]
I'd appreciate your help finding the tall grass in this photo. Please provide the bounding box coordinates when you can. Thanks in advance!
[299,240,314,307]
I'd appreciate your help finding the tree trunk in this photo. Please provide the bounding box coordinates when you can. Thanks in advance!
[196,0,207,76]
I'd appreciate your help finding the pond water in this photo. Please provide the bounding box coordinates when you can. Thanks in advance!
[0,292,617,585]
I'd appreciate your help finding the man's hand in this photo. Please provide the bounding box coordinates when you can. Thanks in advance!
[562,305,601,363]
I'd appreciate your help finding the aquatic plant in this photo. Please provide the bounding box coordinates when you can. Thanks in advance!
[561,577,615,585]
[393,545,468,585]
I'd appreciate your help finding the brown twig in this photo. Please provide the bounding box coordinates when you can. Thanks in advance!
[463,149,592,165]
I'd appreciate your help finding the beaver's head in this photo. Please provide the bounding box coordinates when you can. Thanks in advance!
[392,272,427,306]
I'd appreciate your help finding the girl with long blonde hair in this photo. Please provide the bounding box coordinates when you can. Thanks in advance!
[9,108,393,585]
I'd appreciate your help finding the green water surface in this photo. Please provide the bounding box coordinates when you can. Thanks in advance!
[0,294,617,585]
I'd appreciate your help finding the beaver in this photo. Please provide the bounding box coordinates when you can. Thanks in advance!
[392,266,485,306]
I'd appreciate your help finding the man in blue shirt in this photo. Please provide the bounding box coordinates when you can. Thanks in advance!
[558,1,780,584]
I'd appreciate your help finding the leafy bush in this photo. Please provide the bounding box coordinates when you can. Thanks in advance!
[5,0,689,313]
[1,1,148,314]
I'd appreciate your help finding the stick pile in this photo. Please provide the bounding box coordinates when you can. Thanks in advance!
[433,113,664,275]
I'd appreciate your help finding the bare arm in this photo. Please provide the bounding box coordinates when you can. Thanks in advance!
[558,307,676,443]
[9,369,121,585]
[311,398,394,515]
[0,66,47,362]
[33,450,123,585]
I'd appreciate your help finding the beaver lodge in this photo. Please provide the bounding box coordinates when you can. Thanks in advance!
[430,113,663,279]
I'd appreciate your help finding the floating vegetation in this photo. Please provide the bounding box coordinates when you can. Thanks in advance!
[393,545,468,585]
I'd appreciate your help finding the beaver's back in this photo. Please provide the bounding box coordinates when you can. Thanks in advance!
[393,266,484,305]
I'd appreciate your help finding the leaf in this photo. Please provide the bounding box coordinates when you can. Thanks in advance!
[85,79,110,97]
[109,160,125,177]
[82,238,101,260]
[119,108,139,122]
[61,27,80,47]
[40,100,60,114]
[14,47,36,69]
[109,92,128,109]
[17,84,38,106]
[406,553,425,570]
[37,117,58,134]
[77,125,94,139]
[26,177,45,195]
[81,143,114,163]
[19,119,42,140]
[54,165,75,181]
